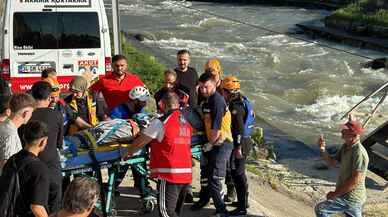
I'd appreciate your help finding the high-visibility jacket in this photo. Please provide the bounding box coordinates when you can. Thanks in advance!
[68,93,98,135]
[150,110,193,184]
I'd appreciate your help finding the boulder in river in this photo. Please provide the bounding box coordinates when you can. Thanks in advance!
[133,33,155,42]
[361,58,387,70]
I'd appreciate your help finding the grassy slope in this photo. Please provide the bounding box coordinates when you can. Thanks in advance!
[329,0,388,26]
[121,39,164,94]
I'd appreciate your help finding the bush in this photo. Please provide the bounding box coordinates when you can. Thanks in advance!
[330,0,388,26]
[121,39,165,94]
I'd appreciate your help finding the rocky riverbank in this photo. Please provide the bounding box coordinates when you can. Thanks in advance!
[297,0,388,55]
[325,0,388,39]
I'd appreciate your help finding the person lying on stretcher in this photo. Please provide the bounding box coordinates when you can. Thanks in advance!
[61,113,155,157]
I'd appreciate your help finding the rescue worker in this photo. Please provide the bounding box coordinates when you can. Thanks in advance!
[204,58,223,88]
[41,73,70,134]
[221,76,255,216]
[41,68,61,111]
[202,59,236,203]
[198,58,223,106]
[108,86,151,196]
[155,69,201,204]
[124,91,193,217]
[191,71,233,217]
[109,86,150,119]
[65,76,104,135]
[42,76,61,109]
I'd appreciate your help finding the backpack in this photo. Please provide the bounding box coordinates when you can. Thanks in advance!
[0,156,37,217]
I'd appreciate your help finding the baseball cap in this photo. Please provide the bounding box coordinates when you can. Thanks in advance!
[340,120,364,135]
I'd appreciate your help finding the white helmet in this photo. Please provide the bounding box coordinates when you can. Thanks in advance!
[129,86,150,102]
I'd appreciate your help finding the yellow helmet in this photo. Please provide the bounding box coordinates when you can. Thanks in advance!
[204,58,223,77]
[42,76,60,97]
[222,76,240,93]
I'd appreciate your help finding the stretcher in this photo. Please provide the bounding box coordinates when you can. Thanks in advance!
[61,134,206,217]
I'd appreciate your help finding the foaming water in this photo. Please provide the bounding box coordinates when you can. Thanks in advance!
[178,17,232,28]
[115,0,388,147]
[296,95,376,122]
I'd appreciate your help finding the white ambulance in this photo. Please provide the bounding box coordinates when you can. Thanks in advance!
[0,0,112,92]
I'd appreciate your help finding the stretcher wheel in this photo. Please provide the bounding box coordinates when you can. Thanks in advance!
[109,209,117,217]
[109,201,117,217]
[141,196,156,213]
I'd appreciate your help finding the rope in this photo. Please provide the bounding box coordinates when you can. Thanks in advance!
[172,0,377,60]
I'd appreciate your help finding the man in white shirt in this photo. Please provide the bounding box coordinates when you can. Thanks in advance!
[0,93,35,172]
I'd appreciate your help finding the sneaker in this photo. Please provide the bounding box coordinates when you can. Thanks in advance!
[185,192,194,203]
[228,208,247,216]
[190,199,209,211]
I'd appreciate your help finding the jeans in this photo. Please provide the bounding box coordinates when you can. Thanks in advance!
[315,197,363,217]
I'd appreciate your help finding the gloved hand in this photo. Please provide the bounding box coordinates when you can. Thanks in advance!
[202,143,214,152]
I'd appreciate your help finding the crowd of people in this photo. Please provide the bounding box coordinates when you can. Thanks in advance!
[0,49,369,217]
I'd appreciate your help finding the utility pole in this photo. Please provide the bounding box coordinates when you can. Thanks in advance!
[112,0,121,55]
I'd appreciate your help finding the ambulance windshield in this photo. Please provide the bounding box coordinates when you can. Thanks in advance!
[13,12,100,50]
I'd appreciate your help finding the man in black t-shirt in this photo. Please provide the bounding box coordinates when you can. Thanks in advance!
[28,81,64,214]
[175,49,199,106]
[1,121,50,217]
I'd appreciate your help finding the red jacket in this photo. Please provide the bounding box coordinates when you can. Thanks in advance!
[150,110,192,184]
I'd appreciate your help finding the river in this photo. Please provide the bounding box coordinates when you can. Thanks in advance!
[106,0,387,148]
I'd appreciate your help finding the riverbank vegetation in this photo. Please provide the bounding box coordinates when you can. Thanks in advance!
[121,36,164,93]
[329,0,388,26]
[323,0,388,39]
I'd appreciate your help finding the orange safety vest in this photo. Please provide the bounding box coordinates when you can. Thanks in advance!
[150,110,193,184]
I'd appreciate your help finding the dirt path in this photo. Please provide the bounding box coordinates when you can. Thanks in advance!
[114,161,313,217]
